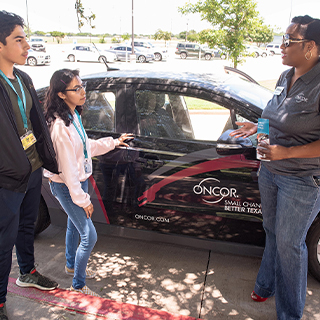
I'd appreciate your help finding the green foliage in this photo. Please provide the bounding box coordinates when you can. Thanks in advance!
[179,0,264,68]
[75,0,96,31]
[50,31,65,44]
[99,35,106,43]
[178,31,187,39]
[121,33,131,41]
[111,37,121,43]
[33,31,46,36]
[246,20,274,46]
[153,29,172,42]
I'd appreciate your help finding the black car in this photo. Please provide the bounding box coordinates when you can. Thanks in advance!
[36,69,320,282]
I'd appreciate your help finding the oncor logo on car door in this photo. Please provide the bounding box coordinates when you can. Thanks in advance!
[193,177,238,204]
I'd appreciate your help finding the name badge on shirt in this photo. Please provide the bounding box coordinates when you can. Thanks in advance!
[20,130,37,150]
[84,158,92,174]
[274,86,284,96]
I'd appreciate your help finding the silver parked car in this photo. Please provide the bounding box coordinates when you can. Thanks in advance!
[65,45,117,63]
[108,46,154,63]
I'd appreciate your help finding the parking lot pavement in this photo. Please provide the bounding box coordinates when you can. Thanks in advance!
[7,225,320,320]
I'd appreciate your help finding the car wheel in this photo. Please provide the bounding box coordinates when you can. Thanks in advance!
[68,54,76,62]
[99,56,107,63]
[270,51,275,56]
[204,53,212,60]
[34,196,51,236]
[154,53,162,61]
[138,55,146,63]
[27,57,37,66]
[220,54,226,60]
[261,52,267,58]
[254,52,259,58]
[306,217,320,282]
[180,52,187,59]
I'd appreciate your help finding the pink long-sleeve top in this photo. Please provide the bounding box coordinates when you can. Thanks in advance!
[44,113,119,208]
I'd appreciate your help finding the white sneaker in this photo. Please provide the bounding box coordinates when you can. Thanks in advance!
[70,285,100,297]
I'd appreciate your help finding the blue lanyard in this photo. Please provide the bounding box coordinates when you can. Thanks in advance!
[0,70,28,130]
[70,110,88,158]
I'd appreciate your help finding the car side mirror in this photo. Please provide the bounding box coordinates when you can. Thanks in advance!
[216,129,253,155]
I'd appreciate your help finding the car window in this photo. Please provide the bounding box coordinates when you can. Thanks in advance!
[81,91,115,132]
[135,90,247,142]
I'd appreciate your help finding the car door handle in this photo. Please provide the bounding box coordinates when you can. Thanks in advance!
[216,143,243,149]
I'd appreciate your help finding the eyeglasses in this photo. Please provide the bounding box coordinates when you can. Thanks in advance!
[282,34,309,48]
[64,82,87,93]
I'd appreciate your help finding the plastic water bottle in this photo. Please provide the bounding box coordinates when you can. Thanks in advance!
[257,118,270,161]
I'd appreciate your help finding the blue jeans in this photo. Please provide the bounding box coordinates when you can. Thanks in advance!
[0,168,42,303]
[255,164,320,320]
[49,180,97,289]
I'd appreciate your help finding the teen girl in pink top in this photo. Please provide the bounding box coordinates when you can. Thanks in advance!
[44,69,132,296]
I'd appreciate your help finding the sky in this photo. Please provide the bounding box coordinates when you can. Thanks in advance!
[1,0,320,36]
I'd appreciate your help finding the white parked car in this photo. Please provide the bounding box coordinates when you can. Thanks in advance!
[265,43,282,56]
[26,49,51,66]
[245,45,267,58]
[65,45,117,63]
[29,38,47,52]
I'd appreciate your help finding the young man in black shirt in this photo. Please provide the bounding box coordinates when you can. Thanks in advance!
[0,11,59,320]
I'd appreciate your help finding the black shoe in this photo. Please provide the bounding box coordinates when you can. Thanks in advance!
[0,303,8,320]
[15,267,58,291]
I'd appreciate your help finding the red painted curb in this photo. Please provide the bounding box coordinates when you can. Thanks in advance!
[8,278,202,320]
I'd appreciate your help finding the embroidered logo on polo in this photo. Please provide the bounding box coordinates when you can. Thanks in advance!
[295,93,308,103]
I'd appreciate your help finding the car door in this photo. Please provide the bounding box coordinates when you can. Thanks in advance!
[121,84,264,246]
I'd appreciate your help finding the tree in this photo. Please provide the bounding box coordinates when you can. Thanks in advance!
[121,33,131,41]
[33,31,46,36]
[75,0,96,32]
[246,21,274,46]
[179,0,263,68]
[50,31,65,44]
[153,29,172,45]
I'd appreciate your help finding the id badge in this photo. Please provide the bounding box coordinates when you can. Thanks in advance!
[274,86,284,95]
[20,130,37,150]
[84,158,92,174]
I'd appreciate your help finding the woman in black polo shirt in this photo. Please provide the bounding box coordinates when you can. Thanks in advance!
[231,15,320,320]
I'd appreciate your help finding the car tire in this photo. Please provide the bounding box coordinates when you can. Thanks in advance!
[204,53,212,60]
[68,54,76,62]
[254,52,259,58]
[34,196,51,236]
[306,217,320,282]
[270,51,275,56]
[180,52,187,59]
[99,56,107,63]
[154,53,162,61]
[27,57,37,66]
[138,55,146,63]
[220,54,226,60]
[261,52,267,58]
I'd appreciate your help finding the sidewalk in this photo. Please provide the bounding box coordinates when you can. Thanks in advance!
[6,225,320,320]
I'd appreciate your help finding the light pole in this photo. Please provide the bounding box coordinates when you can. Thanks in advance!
[25,0,30,39]
[130,0,136,63]
[132,0,134,53]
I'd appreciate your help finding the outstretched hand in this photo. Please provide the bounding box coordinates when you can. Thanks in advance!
[229,121,258,138]
[118,133,134,147]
